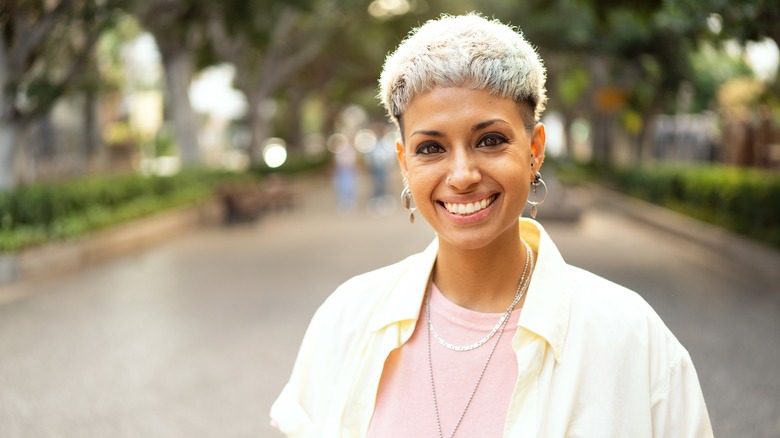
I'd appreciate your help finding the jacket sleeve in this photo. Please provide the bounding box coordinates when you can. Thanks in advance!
[269,299,335,437]
[269,281,360,437]
[270,382,313,438]
[650,349,714,438]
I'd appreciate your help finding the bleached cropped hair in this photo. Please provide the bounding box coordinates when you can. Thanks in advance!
[378,13,547,129]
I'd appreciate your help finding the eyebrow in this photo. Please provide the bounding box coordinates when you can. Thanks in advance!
[472,119,506,132]
[409,119,507,138]
[409,129,444,138]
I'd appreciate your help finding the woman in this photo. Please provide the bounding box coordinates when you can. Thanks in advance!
[271,13,713,437]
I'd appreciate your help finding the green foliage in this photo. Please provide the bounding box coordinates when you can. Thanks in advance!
[558,67,591,107]
[153,125,178,157]
[694,0,780,45]
[1,0,127,124]
[690,41,754,111]
[96,13,143,92]
[547,157,603,185]
[0,169,256,253]
[609,163,780,246]
[251,152,329,177]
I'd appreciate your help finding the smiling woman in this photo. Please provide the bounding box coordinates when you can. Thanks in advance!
[270,13,714,438]
[397,87,544,253]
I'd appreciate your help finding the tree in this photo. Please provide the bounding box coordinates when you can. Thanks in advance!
[205,0,350,163]
[131,0,208,167]
[290,0,478,134]
[690,0,780,47]
[683,0,780,101]
[0,0,122,190]
[477,0,704,165]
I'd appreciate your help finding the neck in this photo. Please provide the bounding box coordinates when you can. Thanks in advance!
[433,228,530,313]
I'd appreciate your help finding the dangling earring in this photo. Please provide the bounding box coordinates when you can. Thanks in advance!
[401,177,416,224]
[527,171,547,219]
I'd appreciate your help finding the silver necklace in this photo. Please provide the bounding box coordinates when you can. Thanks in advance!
[427,241,533,352]
[426,243,535,438]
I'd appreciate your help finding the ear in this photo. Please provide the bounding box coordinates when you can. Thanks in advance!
[396,141,408,176]
[530,123,546,174]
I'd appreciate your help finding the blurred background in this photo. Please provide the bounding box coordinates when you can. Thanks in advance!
[0,0,778,187]
[1,0,779,249]
[0,0,779,437]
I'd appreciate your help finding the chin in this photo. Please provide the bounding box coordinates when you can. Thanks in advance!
[435,230,503,251]
[436,218,523,251]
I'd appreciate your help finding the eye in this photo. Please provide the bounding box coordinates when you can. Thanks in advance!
[415,141,445,155]
[477,133,508,148]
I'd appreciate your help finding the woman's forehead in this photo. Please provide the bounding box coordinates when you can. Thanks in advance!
[401,87,534,133]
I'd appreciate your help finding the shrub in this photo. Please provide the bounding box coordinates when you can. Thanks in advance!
[610,163,780,247]
[0,169,257,253]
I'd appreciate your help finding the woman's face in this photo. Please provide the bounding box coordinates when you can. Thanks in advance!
[397,86,545,251]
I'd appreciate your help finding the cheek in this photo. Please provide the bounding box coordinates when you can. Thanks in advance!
[492,157,531,185]
[406,168,435,195]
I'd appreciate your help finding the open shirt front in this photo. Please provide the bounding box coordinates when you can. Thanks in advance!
[270,219,713,437]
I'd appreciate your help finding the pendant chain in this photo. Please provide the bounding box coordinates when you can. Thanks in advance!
[426,241,535,438]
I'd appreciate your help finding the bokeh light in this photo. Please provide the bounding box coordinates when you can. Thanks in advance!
[263,138,287,168]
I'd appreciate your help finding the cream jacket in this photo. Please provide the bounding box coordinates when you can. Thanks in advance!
[270,219,714,437]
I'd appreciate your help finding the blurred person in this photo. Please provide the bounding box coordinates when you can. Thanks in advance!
[331,135,358,213]
[366,124,395,215]
[271,13,713,437]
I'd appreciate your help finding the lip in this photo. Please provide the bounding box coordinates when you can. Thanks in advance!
[437,193,499,224]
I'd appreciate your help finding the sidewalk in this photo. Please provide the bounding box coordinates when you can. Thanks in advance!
[581,183,780,286]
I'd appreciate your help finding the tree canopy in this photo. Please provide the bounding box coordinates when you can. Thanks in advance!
[1,0,778,189]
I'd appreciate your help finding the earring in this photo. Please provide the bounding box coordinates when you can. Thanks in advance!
[527,171,547,219]
[401,177,416,224]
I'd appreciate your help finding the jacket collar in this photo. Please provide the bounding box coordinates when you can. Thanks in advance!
[367,219,572,363]
[518,219,572,363]
[367,238,437,332]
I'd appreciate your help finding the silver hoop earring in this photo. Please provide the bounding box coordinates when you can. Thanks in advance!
[401,177,416,224]
[527,171,547,219]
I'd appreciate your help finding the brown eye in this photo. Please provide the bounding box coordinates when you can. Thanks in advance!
[477,134,508,148]
[415,142,445,155]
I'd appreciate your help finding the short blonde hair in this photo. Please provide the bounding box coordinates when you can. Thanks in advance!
[378,13,547,129]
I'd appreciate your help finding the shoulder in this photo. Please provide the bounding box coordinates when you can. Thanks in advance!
[317,253,416,316]
[567,265,661,324]
[306,249,425,338]
[562,265,689,397]
[565,265,684,361]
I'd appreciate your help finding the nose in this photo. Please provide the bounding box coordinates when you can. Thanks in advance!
[447,149,481,190]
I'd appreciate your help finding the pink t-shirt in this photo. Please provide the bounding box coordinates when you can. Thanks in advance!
[368,282,522,437]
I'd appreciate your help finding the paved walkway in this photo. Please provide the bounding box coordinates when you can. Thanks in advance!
[0,172,778,437]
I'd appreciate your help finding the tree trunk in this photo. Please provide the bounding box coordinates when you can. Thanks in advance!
[161,49,201,166]
[637,92,664,163]
[592,114,613,167]
[286,87,306,153]
[587,55,611,167]
[82,88,102,172]
[561,109,575,160]
[323,101,340,137]
[0,122,19,191]
[246,92,271,165]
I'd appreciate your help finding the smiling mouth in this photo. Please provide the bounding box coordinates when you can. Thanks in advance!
[441,194,498,215]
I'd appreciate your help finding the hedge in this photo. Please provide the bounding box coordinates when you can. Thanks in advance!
[0,169,256,253]
[608,163,780,247]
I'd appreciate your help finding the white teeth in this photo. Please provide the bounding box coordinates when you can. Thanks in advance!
[444,195,495,216]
